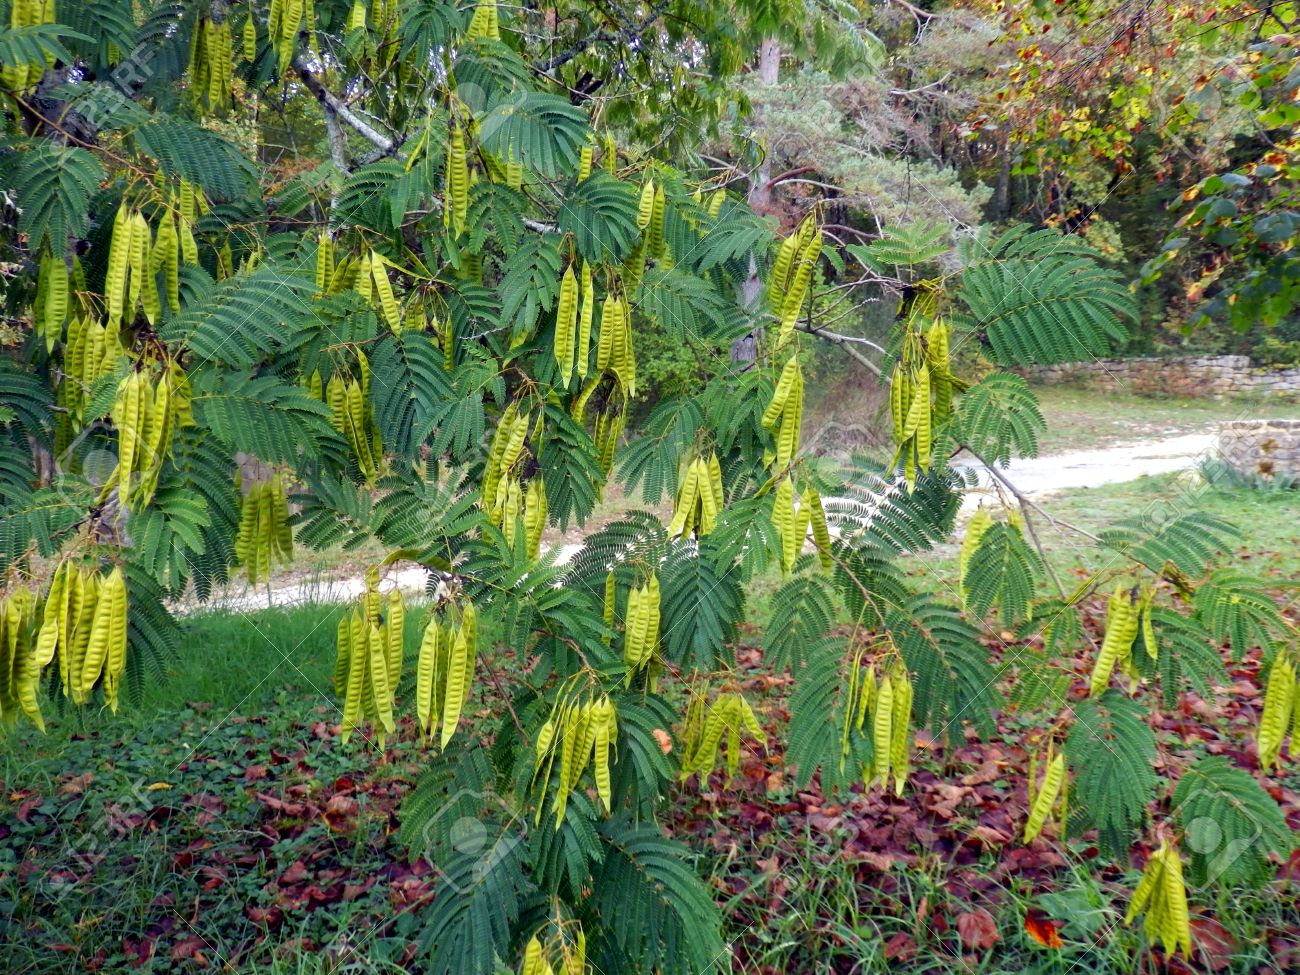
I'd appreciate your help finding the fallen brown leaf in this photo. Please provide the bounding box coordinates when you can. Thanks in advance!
[59,773,94,795]
[957,907,1000,951]
[652,728,673,754]
[1190,917,1237,971]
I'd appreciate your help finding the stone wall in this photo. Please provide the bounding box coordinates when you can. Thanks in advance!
[1217,419,1300,484]
[1022,355,1300,398]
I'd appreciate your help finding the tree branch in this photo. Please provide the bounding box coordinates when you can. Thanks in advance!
[405,190,557,236]
[763,165,816,191]
[295,57,395,155]
[961,445,1101,599]
[322,109,349,178]
[293,58,561,233]
[883,0,936,21]
[890,74,951,96]
[535,0,673,74]
[961,449,1081,595]
[795,323,885,377]
[772,177,845,194]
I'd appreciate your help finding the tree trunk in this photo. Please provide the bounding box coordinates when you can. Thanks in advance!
[736,36,781,357]
[993,130,1011,222]
[746,39,781,212]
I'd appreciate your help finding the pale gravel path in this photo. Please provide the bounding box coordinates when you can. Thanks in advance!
[954,432,1217,511]
[195,431,1221,614]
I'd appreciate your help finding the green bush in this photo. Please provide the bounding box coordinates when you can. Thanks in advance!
[1252,336,1300,368]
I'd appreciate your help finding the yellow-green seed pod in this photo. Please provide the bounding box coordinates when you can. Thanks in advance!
[1023,751,1065,842]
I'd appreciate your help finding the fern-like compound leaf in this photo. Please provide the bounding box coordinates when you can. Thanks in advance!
[1067,692,1157,859]
[952,226,1134,366]
[963,522,1044,627]
[13,145,105,253]
[1172,756,1293,889]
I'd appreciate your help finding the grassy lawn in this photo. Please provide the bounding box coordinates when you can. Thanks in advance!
[910,471,1300,600]
[1031,384,1298,455]
[0,606,427,974]
[1045,470,1300,580]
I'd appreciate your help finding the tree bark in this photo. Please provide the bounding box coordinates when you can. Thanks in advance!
[735,37,782,360]
[295,57,395,155]
[993,129,1011,222]
[746,39,781,213]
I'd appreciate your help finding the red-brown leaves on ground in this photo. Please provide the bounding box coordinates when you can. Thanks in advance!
[1189,917,1237,971]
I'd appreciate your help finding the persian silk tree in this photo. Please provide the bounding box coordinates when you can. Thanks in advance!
[0,2,1294,973]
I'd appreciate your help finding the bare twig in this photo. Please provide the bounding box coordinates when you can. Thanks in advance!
[890,74,952,96]
[962,446,1102,599]
[794,323,885,377]
[763,165,816,190]
[480,652,529,743]
[535,0,672,74]
[884,0,936,22]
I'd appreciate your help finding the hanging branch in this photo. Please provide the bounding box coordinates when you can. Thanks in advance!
[795,323,886,377]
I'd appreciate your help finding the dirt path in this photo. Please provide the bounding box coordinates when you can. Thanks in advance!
[195,431,1221,614]
[955,432,1216,503]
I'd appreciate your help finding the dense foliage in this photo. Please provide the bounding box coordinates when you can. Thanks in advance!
[967,0,1300,338]
[0,2,1296,973]
[727,1,1299,354]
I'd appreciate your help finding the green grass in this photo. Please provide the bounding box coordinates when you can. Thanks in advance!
[0,605,429,975]
[912,471,1300,597]
[145,605,343,709]
[1046,469,1300,579]
[0,599,460,777]
[0,603,424,801]
[1030,384,1298,455]
[707,798,1297,975]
